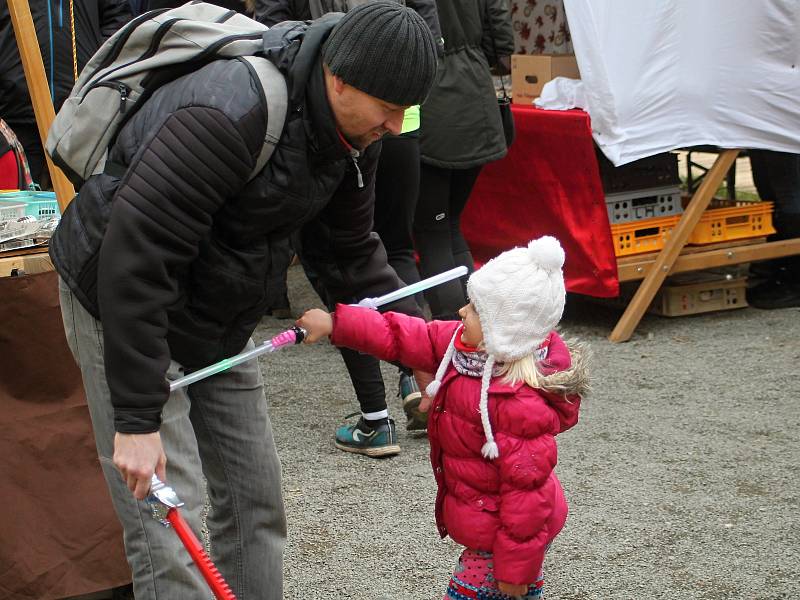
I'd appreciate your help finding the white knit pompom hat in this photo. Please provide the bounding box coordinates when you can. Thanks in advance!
[425,236,567,460]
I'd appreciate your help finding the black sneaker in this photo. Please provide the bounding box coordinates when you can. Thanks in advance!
[748,278,800,309]
[399,372,428,431]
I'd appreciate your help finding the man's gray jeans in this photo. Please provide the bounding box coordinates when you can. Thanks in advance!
[59,277,286,599]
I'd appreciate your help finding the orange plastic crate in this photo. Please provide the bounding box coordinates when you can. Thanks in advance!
[687,200,775,245]
[610,215,680,257]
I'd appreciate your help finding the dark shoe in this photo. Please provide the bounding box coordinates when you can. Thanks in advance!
[334,414,400,457]
[399,372,428,431]
[748,278,800,309]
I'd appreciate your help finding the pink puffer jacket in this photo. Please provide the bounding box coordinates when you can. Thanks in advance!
[331,304,586,585]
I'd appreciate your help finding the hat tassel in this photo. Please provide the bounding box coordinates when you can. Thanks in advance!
[479,355,499,459]
[425,330,459,399]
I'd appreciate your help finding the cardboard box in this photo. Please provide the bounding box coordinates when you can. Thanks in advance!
[511,54,580,105]
[0,249,53,278]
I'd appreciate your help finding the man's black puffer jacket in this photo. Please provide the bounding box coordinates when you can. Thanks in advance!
[50,15,412,434]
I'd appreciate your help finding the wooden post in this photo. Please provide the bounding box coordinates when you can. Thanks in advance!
[609,149,740,342]
[8,0,75,213]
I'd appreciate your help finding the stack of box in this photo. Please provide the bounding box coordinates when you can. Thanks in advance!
[597,153,772,316]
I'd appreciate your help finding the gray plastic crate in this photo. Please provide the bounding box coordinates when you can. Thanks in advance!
[606,185,683,224]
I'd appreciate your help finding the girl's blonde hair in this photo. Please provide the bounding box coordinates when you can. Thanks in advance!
[497,354,545,389]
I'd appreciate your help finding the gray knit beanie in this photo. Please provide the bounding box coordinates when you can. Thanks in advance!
[322,1,438,106]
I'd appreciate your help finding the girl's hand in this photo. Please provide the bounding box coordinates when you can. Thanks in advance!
[296,309,333,343]
[498,581,529,597]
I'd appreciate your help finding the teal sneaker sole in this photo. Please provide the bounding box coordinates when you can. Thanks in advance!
[334,440,401,457]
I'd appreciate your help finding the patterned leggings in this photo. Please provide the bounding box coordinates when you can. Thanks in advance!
[443,549,545,600]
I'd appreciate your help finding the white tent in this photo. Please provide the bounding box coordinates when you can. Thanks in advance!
[565,0,800,165]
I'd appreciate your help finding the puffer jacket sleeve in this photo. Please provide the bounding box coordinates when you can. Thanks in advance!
[481,0,514,67]
[98,106,256,433]
[98,0,132,38]
[491,416,559,585]
[331,303,454,374]
[298,144,421,316]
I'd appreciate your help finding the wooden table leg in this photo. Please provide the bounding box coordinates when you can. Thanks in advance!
[608,149,740,342]
[8,0,75,212]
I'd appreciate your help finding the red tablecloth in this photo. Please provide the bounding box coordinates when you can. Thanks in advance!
[463,106,619,298]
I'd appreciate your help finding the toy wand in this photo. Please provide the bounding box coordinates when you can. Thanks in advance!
[146,476,237,600]
[168,266,468,391]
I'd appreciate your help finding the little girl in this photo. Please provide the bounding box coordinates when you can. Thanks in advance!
[298,236,590,599]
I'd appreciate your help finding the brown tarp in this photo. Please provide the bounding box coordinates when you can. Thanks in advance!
[0,270,130,599]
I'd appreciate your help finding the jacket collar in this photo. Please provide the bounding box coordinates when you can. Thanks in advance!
[304,58,353,162]
[439,361,525,395]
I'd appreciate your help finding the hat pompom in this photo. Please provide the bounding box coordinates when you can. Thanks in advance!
[425,380,441,397]
[481,440,499,460]
[527,236,565,271]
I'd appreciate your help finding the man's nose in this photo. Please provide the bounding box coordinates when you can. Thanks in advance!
[384,112,404,136]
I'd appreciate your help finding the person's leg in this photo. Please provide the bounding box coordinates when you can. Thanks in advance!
[443,549,544,600]
[374,133,423,292]
[747,150,800,308]
[446,166,482,300]
[296,255,400,455]
[59,278,208,599]
[184,339,286,599]
[414,163,466,320]
[373,133,426,430]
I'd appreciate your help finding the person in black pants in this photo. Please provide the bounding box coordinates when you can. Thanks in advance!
[747,150,800,309]
[414,0,513,320]
[414,164,482,319]
[257,0,444,456]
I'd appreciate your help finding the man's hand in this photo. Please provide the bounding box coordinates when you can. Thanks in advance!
[113,432,167,500]
[296,309,333,343]
[498,581,529,597]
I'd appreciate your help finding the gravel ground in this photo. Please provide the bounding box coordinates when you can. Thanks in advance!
[255,264,799,600]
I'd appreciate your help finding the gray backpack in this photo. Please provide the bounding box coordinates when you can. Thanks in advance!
[308,0,405,19]
[46,1,287,186]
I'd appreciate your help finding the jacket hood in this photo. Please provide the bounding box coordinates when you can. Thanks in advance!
[536,338,591,434]
[537,338,592,399]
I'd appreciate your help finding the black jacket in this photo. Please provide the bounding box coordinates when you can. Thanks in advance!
[254,0,443,52]
[420,0,514,168]
[0,0,131,127]
[50,15,414,433]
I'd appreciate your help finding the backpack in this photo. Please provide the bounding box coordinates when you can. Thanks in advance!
[308,0,405,19]
[46,2,287,187]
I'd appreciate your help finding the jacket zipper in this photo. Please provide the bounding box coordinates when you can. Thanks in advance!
[350,148,364,189]
[94,81,131,113]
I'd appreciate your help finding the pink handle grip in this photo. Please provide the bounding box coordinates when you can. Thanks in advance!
[269,329,297,349]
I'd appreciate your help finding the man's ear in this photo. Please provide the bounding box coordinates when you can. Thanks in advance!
[332,74,346,96]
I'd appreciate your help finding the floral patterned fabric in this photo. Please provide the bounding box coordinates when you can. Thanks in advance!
[510,0,572,55]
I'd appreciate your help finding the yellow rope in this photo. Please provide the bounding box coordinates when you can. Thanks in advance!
[69,0,77,82]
